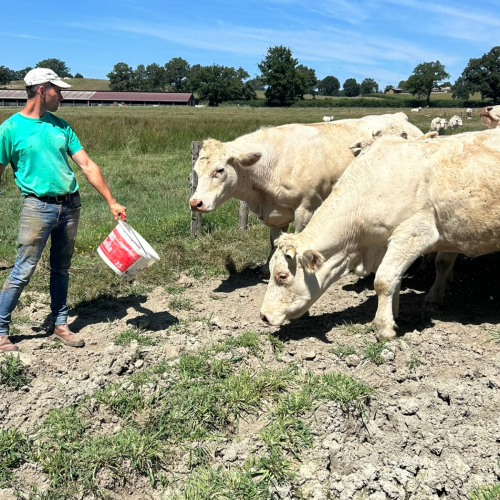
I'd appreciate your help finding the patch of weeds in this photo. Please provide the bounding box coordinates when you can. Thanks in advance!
[174,465,270,500]
[267,333,285,355]
[114,328,156,346]
[38,406,89,443]
[274,386,318,418]
[8,325,21,336]
[248,448,296,485]
[469,482,500,500]
[15,484,74,500]
[310,372,373,412]
[338,321,374,336]
[165,285,185,295]
[94,381,147,419]
[0,354,30,388]
[17,294,35,307]
[209,293,223,300]
[406,353,421,371]
[213,332,262,357]
[0,427,30,487]
[187,445,211,470]
[169,296,192,311]
[361,340,394,365]
[260,416,313,457]
[486,329,500,345]
[12,316,31,325]
[329,343,357,359]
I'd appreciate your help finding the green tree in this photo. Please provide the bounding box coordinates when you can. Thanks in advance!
[360,78,379,95]
[0,65,15,85]
[144,63,166,91]
[241,81,257,100]
[296,64,318,99]
[107,62,137,91]
[74,72,84,79]
[165,57,190,92]
[246,78,265,91]
[398,80,407,90]
[405,60,450,105]
[15,67,32,80]
[384,84,394,93]
[317,76,340,96]
[343,78,360,97]
[134,64,147,90]
[258,45,303,106]
[453,46,500,103]
[35,58,72,78]
[188,65,249,106]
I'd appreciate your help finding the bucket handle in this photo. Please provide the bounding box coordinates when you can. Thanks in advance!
[117,215,150,258]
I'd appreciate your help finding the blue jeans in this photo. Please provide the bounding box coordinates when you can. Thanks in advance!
[0,193,81,335]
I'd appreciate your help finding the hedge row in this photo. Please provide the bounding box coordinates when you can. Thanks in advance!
[223,97,491,109]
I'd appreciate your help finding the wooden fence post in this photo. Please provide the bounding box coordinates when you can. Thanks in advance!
[238,202,249,231]
[190,141,202,238]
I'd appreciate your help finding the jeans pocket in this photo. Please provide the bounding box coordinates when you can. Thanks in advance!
[70,192,81,209]
[23,196,46,211]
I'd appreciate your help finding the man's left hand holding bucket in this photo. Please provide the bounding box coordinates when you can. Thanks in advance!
[0,68,126,352]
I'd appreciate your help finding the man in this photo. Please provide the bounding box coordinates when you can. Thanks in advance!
[0,68,126,351]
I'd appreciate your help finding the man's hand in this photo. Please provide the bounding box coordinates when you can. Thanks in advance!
[110,201,127,222]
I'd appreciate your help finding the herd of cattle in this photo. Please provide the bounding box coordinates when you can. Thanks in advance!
[189,105,500,341]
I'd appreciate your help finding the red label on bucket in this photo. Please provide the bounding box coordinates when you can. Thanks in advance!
[99,227,141,272]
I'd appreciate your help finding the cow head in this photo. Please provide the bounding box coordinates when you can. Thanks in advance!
[189,139,262,212]
[480,105,500,129]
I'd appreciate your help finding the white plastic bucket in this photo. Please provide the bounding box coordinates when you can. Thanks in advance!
[97,219,160,279]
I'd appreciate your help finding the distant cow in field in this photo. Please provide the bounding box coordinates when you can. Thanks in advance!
[466,108,472,118]
[448,115,463,129]
[322,116,334,122]
[411,107,422,112]
[430,117,448,134]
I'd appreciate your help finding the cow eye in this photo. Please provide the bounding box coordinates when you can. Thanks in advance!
[214,167,225,177]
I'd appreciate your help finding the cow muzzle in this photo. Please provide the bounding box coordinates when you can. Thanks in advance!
[189,199,206,212]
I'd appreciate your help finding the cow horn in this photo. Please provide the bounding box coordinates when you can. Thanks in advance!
[285,247,296,261]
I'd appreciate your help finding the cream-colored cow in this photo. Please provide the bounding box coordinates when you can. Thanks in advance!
[260,127,500,341]
[480,105,500,128]
[189,114,423,246]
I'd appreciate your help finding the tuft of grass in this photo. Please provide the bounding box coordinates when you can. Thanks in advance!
[169,297,193,311]
[165,285,186,295]
[114,328,156,346]
[338,321,374,336]
[0,427,30,487]
[212,331,262,357]
[267,333,285,355]
[469,483,500,500]
[486,329,500,344]
[0,354,30,387]
[361,340,394,365]
[260,416,313,457]
[406,353,421,371]
[329,343,358,358]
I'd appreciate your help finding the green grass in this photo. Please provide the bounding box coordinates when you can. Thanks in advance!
[361,340,394,365]
[469,483,500,500]
[114,328,156,346]
[329,342,358,358]
[0,354,30,387]
[0,332,373,498]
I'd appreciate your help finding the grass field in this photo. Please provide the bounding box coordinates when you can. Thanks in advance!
[0,106,487,308]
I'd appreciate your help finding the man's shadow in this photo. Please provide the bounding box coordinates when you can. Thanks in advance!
[213,255,265,293]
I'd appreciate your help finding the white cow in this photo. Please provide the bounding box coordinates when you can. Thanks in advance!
[189,113,423,246]
[322,116,334,122]
[430,117,448,135]
[480,105,500,128]
[466,108,472,118]
[260,127,500,342]
[411,107,422,112]
[448,115,463,128]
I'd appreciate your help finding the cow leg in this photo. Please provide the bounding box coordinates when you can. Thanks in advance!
[425,252,459,308]
[373,229,438,341]
[261,225,289,277]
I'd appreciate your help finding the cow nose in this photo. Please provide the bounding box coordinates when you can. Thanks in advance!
[189,199,203,211]
[260,313,269,324]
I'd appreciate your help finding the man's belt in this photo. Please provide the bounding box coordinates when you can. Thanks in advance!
[27,191,78,204]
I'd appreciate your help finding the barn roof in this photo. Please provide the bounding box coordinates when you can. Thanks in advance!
[0,90,193,102]
[90,92,193,102]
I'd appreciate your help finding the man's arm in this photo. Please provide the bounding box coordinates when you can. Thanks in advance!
[71,150,126,221]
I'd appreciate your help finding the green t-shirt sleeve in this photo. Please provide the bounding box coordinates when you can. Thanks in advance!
[66,125,83,156]
[0,129,12,166]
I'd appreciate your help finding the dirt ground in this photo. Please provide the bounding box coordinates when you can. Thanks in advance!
[1,253,500,500]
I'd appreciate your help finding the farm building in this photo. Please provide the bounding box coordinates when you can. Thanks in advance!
[0,90,195,107]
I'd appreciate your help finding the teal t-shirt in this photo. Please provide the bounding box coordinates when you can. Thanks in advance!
[0,112,83,197]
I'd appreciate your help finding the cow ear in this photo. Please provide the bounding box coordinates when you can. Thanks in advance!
[285,246,296,261]
[300,250,325,274]
[228,152,262,168]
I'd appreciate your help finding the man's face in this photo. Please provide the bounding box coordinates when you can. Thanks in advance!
[40,84,63,112]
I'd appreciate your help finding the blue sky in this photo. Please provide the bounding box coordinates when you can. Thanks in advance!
[2,0,500,89]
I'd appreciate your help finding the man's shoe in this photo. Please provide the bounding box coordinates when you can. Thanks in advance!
[0,335,18,351]
[50,324,85,347]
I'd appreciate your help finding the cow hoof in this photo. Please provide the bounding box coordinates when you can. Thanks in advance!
[375,328,397,342]
[425,301,442,310]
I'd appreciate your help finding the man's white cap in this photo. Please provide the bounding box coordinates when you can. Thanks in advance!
[24,68,72,88]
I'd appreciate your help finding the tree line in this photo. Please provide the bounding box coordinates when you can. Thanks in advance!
[2,45,500,106]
